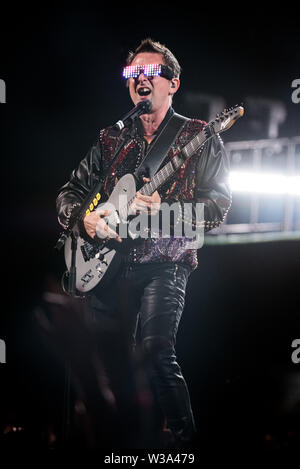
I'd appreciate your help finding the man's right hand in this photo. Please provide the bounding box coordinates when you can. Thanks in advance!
[83,209,122,242]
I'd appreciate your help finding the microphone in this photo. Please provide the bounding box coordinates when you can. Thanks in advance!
[113,100,152,131]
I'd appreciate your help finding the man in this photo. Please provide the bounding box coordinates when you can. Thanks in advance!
[56,38,231,448]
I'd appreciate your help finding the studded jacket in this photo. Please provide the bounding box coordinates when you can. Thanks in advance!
[56,108,231,271]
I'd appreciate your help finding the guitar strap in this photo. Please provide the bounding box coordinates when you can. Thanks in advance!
[134,112,188,181]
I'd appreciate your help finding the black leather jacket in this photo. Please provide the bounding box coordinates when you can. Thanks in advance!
[56,109,231,270]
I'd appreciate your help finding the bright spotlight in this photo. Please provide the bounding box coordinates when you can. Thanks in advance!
[229,171,300,196]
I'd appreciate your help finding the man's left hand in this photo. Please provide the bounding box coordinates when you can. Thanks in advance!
[130,177,161,215]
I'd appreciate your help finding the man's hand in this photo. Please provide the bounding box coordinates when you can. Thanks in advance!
[83,209,122,242]
[130,177,161,215]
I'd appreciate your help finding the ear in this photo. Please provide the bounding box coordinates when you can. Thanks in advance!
[169,78,180,95]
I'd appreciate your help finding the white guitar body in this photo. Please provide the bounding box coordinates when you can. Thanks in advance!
[64,174,137,293]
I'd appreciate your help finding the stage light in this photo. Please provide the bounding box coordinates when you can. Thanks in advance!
[229,171,300,196]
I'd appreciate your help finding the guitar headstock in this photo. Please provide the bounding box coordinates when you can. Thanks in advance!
[208,105,244,135]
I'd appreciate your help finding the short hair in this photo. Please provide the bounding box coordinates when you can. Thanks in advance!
[126,38,181,78]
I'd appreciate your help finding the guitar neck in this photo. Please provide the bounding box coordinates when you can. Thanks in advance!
[139,127,207,196]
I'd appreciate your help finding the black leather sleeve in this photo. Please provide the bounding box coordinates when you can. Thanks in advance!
[56,139,103,229]
[192,133,231,231]
[160,134,232,233]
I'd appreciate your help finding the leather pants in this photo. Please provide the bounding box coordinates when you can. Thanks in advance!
[90,262,196,448]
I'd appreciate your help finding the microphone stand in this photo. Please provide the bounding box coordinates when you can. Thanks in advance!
[68,232,78,296]
[55,109,141,445]
[61,232,77,446]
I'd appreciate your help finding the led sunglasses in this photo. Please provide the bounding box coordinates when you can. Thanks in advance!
[122,63,174,80]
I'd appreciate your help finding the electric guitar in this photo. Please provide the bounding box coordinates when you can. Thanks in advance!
[63,105,244,294]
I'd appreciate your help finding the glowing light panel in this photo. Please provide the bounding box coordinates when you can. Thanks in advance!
[229,171,300,196]
[122,64,173,80]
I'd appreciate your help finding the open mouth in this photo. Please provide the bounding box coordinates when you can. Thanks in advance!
[137,87,151,96]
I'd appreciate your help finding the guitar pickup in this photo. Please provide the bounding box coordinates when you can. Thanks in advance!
[81,241,100,262]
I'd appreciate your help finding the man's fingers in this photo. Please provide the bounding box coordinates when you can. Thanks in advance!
[136,191,152,202]
[96,219,122,243]
[97,209,112,217]
[135,200,151,210]
[87,228,96,239]
[137,191,161,205]
[84,209,121,241]
[106,226,122,242]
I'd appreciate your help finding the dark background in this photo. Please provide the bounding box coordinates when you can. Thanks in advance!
[0,4,299,453]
